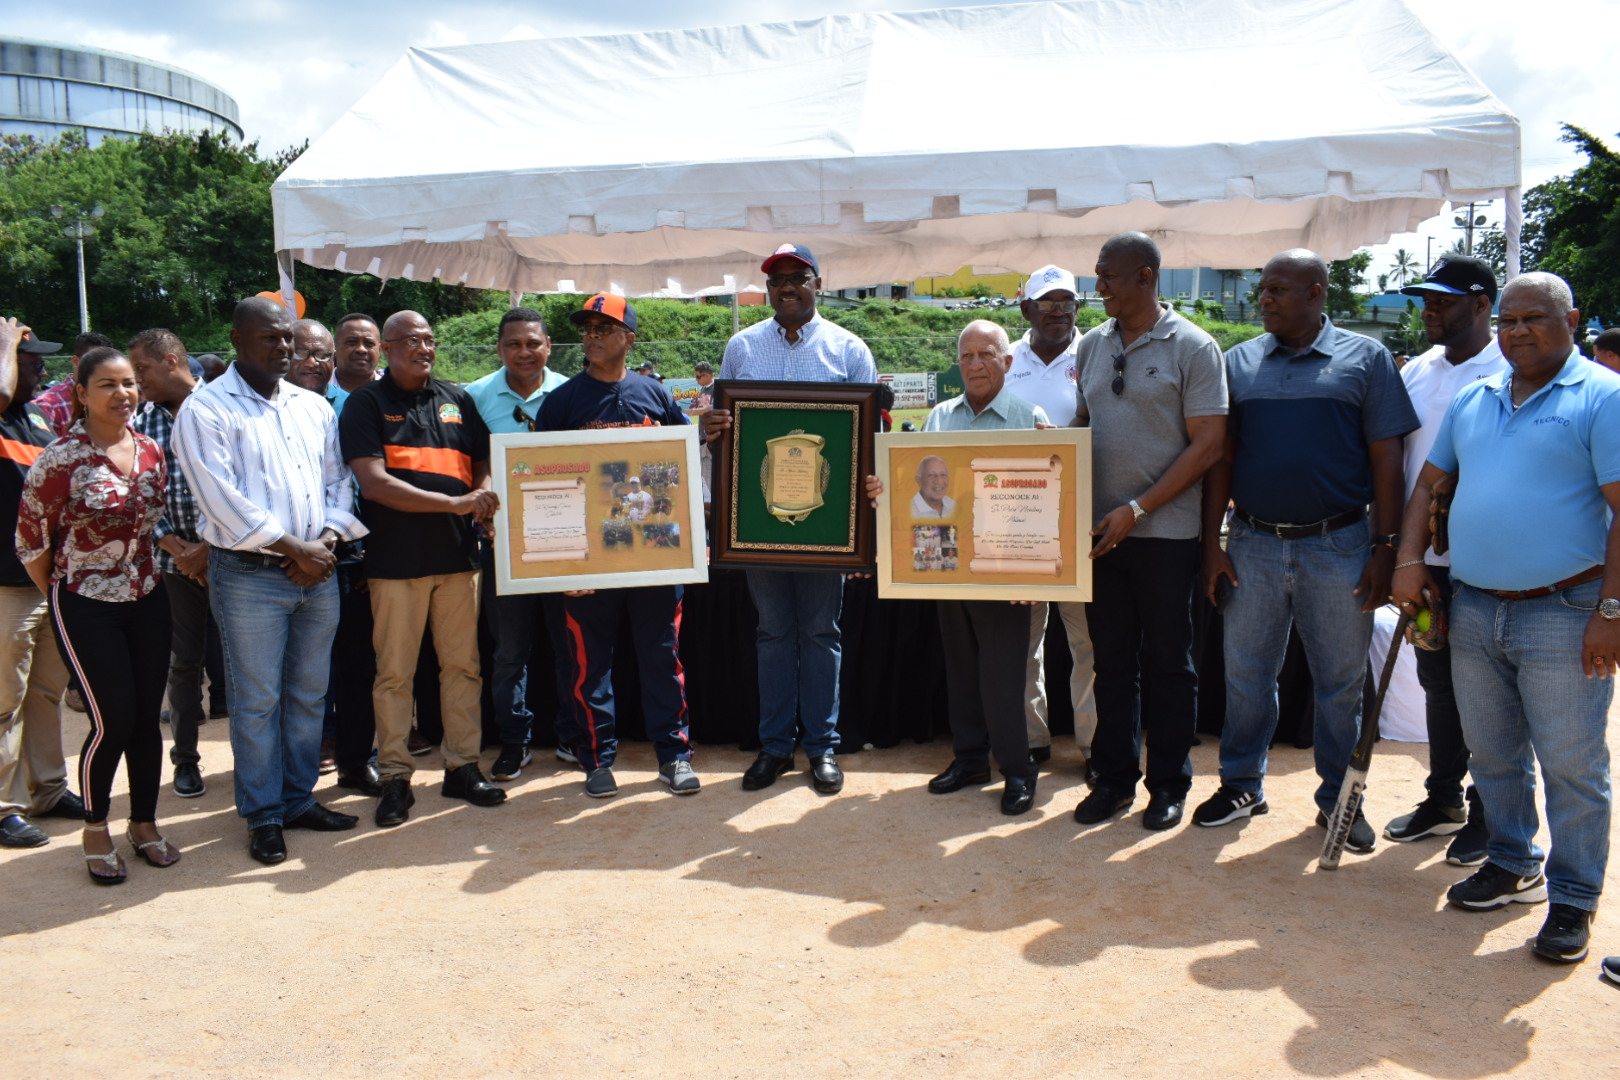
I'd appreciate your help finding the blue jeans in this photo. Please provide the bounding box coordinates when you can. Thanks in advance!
[1218,517,1372,813]
[480,544,537,747]
[210,550,340,829]
[744,569,843,757]
[1449,579,1612,910]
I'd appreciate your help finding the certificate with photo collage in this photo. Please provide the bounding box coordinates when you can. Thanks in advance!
[490,426,707,594]
[874,427,1091,602]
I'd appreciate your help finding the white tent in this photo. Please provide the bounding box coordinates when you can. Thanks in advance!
[271,0,1522,297]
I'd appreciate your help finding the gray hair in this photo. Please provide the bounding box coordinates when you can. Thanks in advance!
[1501,272,1575,317]
[959,319,1011,354]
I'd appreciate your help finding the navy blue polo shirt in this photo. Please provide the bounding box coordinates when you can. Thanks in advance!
[339,369,490,579]
[1226,318,1417,523]
[537,370,688,433]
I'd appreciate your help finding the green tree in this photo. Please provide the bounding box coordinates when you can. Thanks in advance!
[1327,250,1373,320]
[1518,124,1620,325]
[1389,247,1418,287]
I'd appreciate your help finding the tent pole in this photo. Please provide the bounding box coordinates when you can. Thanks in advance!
[1504,186,1523,279]
[276,249,297,314]
[733,292,740,336]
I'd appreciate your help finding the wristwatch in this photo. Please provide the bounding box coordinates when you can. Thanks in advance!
[1129,499,1147,523]
[1371,533,1400,550]
[1599,598,1620,621]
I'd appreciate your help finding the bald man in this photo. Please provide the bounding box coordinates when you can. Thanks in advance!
[1196,249,1417,853]
[1394,272,1620,964]
[910,456,956,519]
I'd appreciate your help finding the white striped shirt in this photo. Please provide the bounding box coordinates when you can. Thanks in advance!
[720,312,877,383]
[172,363,367,552]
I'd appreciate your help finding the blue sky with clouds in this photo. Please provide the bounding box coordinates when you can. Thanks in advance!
[3,0,1616,278]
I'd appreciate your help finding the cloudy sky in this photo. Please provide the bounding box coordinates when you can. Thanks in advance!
[4,0,1616,280]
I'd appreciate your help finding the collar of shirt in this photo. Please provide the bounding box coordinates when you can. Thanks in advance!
[935,386,1031,428]
[772,311,822,345]
[494,366,567,405]
[1260,315,1338,362]
[1104,302,1182,351]
[1487,347,1592,405]
[1015,327,1080,361]
[220,362,294,410]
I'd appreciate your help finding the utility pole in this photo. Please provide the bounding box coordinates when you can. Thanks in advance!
[1453,202,1488,256]
[51,204,105,334]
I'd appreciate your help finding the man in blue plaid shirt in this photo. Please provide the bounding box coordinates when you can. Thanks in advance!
[129,329,211,800]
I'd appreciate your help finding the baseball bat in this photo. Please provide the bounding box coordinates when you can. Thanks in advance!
[1319,611,1412,870]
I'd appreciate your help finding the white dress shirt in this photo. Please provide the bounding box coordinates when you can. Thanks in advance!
[172,364,367,552]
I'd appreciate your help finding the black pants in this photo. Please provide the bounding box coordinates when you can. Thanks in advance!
[1416,565,1469,803]
[936,600,1034,780]
[329,560,378,775]
[51,582,171,823]
[162,571,208,766]
[1085,537,1200,797]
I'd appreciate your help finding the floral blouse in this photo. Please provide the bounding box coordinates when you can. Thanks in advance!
[15,423,167,602]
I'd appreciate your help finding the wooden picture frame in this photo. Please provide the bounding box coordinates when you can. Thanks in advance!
[490,426,707,594]
[874,427,1092,602]
[710,380,879,572]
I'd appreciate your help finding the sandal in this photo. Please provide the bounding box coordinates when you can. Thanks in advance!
[126,824,181,868]
[83,823,127,885]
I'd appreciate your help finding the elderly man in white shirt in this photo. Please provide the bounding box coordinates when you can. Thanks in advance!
[172,296,368,867]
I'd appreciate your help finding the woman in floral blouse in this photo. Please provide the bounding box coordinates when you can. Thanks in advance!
[17,347,176,884]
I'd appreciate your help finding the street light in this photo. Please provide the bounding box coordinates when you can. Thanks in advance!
[50,203,105,335]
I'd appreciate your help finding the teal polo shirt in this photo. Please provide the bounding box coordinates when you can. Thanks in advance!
[464,366,569,433]
[1428,351,1620,590]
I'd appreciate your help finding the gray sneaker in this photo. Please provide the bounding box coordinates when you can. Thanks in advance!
[555,745,580,767]
[584,767,617,799]
[658,760,701,795]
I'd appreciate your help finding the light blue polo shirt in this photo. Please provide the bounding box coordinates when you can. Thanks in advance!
[1428,350,1620,590]
[464,366,569,433]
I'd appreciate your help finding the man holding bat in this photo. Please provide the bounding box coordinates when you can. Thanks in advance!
[1393,272,1620,965]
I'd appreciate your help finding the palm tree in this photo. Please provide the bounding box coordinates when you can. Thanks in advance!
[1390,248,1419,287]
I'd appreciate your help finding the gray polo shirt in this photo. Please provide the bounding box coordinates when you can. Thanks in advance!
[1075,303,1228,540]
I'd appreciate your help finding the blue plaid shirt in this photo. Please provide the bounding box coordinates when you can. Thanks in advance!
[134,397,202,575]
[720,312,877,383]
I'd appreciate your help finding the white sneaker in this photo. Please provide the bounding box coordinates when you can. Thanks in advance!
[658,760,701,795]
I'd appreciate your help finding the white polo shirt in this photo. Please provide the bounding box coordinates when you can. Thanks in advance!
[1004,329,1079,426]
[1400,338,1509,566]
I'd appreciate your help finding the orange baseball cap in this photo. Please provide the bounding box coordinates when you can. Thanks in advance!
[569,293,637,332]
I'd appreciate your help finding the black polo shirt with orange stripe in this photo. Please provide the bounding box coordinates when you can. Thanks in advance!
[339,369,490,580]
[0,400,57,587]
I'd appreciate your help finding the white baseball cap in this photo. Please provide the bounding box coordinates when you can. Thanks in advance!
[1025,264,1077,300]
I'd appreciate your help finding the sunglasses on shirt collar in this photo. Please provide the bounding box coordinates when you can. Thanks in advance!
[512,404,537,432]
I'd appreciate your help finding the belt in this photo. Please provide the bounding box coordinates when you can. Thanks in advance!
[1467,566,1603,601]
[1232,506,1365,540]
[214,548,287,568]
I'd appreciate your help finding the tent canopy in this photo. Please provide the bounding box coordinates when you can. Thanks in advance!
[271,0,1521,296]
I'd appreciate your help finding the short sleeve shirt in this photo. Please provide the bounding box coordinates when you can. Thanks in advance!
[15,425,167,601]
[537,370,688,432]
[339,371,490,580]
[1004,329,1080,427]
[719,312,877,384]
[1224,318,1418,523]
[0,401,58,587]
[923,388,1049,432]
[1075,304,1228,539]
[465,366,570,433]
[1427,352,1620,590]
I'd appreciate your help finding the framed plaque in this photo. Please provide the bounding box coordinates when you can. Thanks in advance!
[710,380,879,572]
[490,425,707,595]
[874,427,1092,602]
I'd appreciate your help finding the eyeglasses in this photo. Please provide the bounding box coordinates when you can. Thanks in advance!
[766,273,816,289]
[579,323,625,338]
[1032,299,1077,314]
[383,335,437,350]
[293,349,335,363]
[512,404,537,432]
[1111,354,1126,396]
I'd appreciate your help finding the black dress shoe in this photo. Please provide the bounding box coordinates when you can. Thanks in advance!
[741,750,794,791]
[375,778,415,827]
[173,763,206,799]
[248,824,287,865]
[40,789,86,818]
[0,814,48,848]
[1073,786,1134,825]
[1001,775,1037,815]
[809,752,844,795]
[1143,790,1185,831]
[285,802,360,831]
[442,763,507,807]
[335,763,383,797]
[1030,746,1052,765]
[928,760,992,794]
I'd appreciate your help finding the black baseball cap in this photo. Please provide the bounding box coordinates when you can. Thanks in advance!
[1401,255,1498,303]
[17,331,61,354]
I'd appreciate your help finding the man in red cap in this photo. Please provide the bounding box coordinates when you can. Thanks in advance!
[707,245,877,795]
[537,294,698,799]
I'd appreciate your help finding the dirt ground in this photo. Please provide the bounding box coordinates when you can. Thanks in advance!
[3,703,1618,1080]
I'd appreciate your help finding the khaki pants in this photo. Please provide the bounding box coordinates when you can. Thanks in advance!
[0,585,69,816]
[368,572,482,780]
[1024,600,1098,753]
